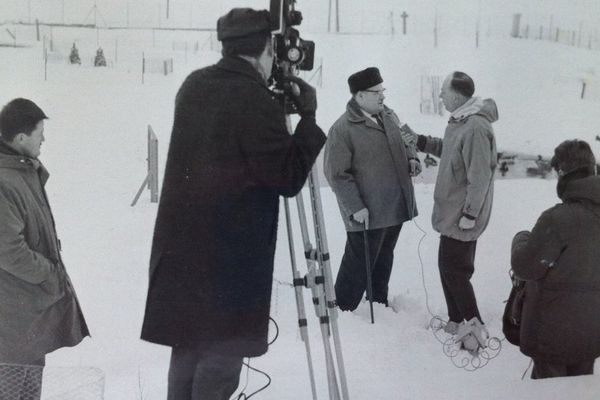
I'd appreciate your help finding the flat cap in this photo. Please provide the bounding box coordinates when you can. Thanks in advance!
[348,67,383,94]
[217,8,271,41]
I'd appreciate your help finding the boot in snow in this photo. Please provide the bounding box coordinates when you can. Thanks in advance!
[455,317,489,354]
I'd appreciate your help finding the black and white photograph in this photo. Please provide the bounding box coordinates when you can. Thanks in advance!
[1,0,600,399]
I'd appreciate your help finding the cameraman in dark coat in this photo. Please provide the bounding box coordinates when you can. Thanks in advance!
[140,8,326,400]
[511,139,600,379]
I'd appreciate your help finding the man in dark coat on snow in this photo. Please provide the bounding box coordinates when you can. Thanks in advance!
[140,8,326,399]
[324,67,420,311]
[511,139,600,379]
[0,98,89,399]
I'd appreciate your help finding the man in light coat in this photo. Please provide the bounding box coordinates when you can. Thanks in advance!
[0,98,89,399]
[324,67,420,311]
[402,71,497,347]
[141,8,326,400]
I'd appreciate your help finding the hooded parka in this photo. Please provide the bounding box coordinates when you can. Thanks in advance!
[140,56,326,357]
[0,142,89,364]
[418,98,498,241]
[511,175,600,365]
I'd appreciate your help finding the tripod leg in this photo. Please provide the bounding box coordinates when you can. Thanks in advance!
[296,192,342,400]
[283,198,318,400]
[306,169,350,400]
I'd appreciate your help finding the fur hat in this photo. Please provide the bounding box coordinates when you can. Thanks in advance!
[348,67,383,94]
[217,8,271,41]
[550,139,596,176]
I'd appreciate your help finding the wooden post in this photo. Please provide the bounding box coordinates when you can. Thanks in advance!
[148,126,159,203]
[433,9,438,48]
[131,126,159,206]
[581,81,586,99]
[328,0,331,33]
[335,0,339,33]
[401,11,408,35]
[511,14,521,38]
[142,52,145,84]
[44,44,48,81]
[36,19,40,41]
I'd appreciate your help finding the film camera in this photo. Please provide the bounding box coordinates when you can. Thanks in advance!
[269,0,315,112]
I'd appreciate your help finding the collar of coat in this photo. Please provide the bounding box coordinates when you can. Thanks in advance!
[449,96,484,122]
[345,98,397,130]
[0,141,49,185]
[216,56,268,88]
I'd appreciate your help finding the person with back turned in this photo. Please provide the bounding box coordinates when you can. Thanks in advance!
[140,8,326,400]
[511,139,600,379]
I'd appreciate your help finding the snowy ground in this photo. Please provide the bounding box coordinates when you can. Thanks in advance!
[1,12,600,400]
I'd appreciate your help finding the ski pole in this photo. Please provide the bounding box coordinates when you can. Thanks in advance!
[362,222,375,324]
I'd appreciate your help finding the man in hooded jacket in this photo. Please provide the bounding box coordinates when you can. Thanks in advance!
[402,71,497,347]
[140,8,326,400]
[511,139,600,379]
[0,98,89,399]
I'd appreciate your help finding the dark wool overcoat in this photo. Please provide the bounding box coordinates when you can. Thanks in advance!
[0,143,89,364]
[511,175,600,365]
[140,56,326,357]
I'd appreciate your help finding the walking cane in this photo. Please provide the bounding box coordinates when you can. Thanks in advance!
[362,221,375,324]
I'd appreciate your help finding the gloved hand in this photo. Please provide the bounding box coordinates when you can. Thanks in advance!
[351,207,369,229]
[399,123,418,146]
[458,215,476,230]
[409,158,422,177]
[284,76,317,118]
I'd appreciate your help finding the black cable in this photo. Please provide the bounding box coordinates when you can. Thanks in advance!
[234,318,278,399]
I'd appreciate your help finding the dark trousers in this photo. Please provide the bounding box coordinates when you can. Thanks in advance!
[438,235,482,323]
[0,358,44,400]
[335,225,402,311]
[167,347,243,400]
[532,359,595,379]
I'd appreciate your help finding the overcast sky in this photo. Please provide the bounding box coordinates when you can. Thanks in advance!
[1,0,599,32]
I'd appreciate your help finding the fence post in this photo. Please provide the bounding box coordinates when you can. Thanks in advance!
[148,126,159,203]
[511,14,521,38]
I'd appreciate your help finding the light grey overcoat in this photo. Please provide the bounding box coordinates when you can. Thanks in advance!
[324,98,418,232]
